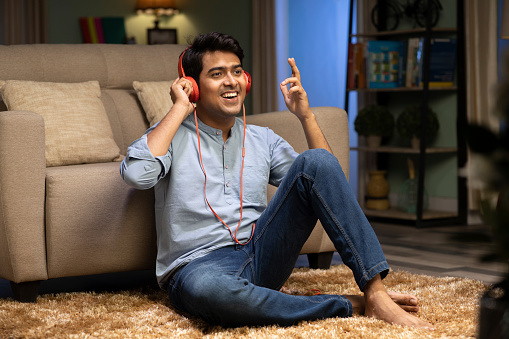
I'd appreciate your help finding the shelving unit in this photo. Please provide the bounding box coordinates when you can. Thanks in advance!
[347,0,467,227]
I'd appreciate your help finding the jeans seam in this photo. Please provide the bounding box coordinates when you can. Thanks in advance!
[311,185,367,278]
[360,261,389,289]
[253,171,308,245]
[235,255,253,278]
[338,295,353,316]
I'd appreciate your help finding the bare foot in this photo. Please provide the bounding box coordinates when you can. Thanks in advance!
[363,275,435,330]
[344,291,418,315]
[387,291,420,313]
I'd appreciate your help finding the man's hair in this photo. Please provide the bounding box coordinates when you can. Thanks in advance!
[181,32,244,86]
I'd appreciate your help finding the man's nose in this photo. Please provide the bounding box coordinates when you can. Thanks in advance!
[224,72,236,86]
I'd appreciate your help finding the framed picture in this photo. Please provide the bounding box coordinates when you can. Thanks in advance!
[147,28,177,45]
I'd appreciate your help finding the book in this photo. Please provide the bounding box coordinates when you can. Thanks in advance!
[347,43,366,89]
[87,17,98,43]
[347,43,356,89]
[405,37,423,87]
[79,17,91,43]
[94,17,105,43]
[101,17,127,44]
[398,39,407,87]
[355,43,366,88]
[367,40,404,89]
[420,38,457,87]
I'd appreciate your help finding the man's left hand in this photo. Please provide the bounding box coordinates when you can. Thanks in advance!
[280,58,313,121]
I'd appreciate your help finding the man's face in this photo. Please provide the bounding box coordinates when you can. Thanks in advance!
[195,50,246,123]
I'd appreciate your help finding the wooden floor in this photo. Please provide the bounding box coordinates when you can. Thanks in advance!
[297,221,506,284]
[0,221,505,300]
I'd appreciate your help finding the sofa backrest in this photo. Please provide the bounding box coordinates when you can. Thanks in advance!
[0,44,187,154]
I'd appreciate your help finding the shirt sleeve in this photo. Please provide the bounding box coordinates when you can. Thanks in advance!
[120,125,173,190]
[268,129,298,187]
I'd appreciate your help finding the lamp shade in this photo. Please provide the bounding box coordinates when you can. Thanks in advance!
[136,0,178,15]
[502,0,509,39]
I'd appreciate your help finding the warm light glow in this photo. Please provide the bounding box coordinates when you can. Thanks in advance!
[135,0,179,16]
[502,0,509,39]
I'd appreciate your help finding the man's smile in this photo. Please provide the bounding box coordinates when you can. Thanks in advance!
[221,91,239,100]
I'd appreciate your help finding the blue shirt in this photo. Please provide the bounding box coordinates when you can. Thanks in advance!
[120,114,298,287]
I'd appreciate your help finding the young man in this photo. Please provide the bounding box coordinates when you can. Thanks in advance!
[121,32,433,330]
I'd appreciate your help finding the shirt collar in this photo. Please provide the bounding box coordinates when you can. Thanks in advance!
[185,114,241,140]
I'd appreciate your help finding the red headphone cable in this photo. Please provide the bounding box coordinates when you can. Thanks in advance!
[194,104,255,245]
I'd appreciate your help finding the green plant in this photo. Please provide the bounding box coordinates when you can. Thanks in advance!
[396,104,439,140]
[354,104,394,137]
[460,89,509,277]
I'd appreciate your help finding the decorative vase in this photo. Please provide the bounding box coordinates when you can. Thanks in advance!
[366,135,382,148]
[411,135,420,149]
[366,170,390,210]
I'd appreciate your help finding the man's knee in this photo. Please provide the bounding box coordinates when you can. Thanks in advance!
[296,149,341,172]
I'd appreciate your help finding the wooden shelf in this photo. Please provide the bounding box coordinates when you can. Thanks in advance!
[351,146,458,154]
[351,27,457,38]
[347,86,457,92]
[362,207,458,221]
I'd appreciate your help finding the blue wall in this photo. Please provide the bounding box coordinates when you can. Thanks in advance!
[285,0,351,110]
[280,0,355,194]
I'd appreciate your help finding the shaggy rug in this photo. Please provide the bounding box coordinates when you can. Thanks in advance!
[0,265,488,338]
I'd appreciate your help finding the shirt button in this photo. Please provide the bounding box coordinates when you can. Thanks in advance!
[226,182,230,187]
[224,145,227,150]
[216,130,221,135]
[225,164,229,169]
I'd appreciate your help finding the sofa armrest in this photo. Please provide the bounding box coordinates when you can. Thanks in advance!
[246,107,349,178]
[0,111,48,283]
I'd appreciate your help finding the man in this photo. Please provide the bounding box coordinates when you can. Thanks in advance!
[121,32,433,330]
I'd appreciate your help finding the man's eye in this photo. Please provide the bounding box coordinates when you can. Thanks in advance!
[234,70,242,75]
[212,72,222,77]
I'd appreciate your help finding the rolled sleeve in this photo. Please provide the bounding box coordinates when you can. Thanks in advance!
[120,133,172,189]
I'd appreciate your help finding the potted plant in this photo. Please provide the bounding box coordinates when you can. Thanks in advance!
[457,59,509,338]
[396,104,439,148]
[354,104,394,147]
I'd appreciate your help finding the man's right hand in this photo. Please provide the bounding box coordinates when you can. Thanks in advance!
[146,77,195,157]
[170,77,195,120]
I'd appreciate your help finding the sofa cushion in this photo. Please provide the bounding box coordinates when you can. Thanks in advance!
[45,162,157,278]
[0,80,121,167]
[133,80,174,126]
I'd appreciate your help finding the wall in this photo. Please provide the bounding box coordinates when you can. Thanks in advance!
[46,0,252,110]
[285,0,350,110]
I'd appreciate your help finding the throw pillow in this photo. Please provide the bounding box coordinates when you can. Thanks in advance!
[133,81,174,127]
[0,80,121,167]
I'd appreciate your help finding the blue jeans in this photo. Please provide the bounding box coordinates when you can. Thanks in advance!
[168,149,389,327]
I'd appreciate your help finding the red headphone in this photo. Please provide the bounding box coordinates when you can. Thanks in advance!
[177,47,251,103]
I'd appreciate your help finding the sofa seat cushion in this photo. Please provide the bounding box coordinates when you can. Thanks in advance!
[0,80,121,166]
[45,162,157,278]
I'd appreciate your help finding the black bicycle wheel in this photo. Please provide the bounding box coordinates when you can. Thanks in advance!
[414,0,441,28]
[371,2,400,31]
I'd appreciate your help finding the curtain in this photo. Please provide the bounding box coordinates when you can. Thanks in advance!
[2,0,47,44]
[464,0,499,209]
[251,0,278,114]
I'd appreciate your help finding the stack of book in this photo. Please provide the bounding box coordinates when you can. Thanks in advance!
[79,17,127,44]
[347,38,457,89]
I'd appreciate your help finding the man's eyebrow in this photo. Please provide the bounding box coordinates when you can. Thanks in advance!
[206,64,243,74]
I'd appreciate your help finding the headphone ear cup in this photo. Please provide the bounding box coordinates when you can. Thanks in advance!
[185,76,200,103]
[178,48,199,103]
[244,71,251,95]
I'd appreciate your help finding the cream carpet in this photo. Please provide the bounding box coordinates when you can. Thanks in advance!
[0,265,488,338]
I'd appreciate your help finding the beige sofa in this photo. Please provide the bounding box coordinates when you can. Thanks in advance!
[0,44,349,302]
